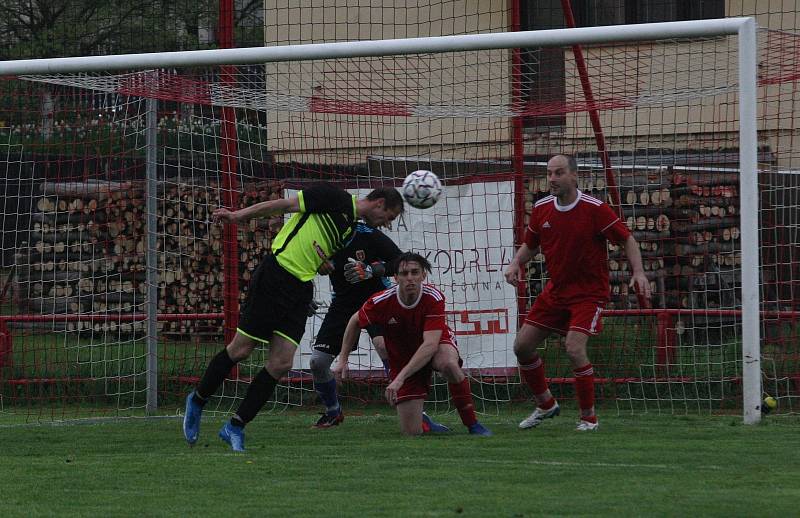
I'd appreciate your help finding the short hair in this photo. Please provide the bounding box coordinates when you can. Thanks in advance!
[366,187,405,212]
[394,251,432,274]
[553,154,578,172]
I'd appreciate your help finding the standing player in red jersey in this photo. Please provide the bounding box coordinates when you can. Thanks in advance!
[505,154,651,431]
[334,252,492,436]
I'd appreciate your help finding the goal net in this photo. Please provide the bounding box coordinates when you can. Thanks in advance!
[1,18,797,423]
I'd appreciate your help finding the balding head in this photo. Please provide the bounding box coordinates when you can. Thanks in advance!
[546,154,579,203]
[549,154,577,172]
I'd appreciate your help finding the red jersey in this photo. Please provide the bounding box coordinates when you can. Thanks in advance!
[358,284,455,371]
[523,190,630,304]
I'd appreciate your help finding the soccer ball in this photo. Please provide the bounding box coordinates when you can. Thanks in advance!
[401,170,442,209]
[762,395,777,415]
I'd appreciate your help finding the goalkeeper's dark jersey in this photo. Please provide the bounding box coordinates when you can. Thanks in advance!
[328,222,402,306]
[272,183,358,282]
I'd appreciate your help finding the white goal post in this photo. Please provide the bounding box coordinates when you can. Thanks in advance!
[0,18,763,423]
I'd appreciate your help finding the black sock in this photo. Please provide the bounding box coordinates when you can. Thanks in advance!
[196,348,237,401]
[234,368,278,425]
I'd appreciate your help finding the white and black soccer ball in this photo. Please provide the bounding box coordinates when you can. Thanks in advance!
[401,170,442,209]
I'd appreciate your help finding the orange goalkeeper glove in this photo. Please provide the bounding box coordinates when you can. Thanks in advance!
[344,258,385,284]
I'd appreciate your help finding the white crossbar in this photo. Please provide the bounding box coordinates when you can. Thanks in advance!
[0,18,751,75]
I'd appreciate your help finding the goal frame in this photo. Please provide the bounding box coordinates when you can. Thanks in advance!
[0,17,761,423]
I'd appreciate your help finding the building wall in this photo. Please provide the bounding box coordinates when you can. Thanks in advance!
[263,1,512,165]
[537,0,800,168]
[261,1,799,169]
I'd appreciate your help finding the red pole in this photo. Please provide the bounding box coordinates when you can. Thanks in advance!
[510,0,529,326]
[559,0,622,215]
[218,0,240,345]
[560,2,652,311]
[656,313,676,365]
[0,321,11,370]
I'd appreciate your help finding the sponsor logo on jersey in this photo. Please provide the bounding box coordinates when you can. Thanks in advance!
[387,317,399,324]
[313,241,328,261]
[543,221,551,228]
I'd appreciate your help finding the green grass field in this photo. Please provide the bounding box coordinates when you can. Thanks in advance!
[1,409,797,517]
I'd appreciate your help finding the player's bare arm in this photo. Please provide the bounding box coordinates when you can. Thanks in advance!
[317,258,335,275]
[504,243,536,286]
[333,312,362,381]
[385,329,442,405]
[623,234,651,300]
[212,196,301,224]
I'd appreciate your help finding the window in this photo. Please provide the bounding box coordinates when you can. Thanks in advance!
[570,0,626,27]
[625,0,724,24]
[518,0,726,130]
[518,0,567,130]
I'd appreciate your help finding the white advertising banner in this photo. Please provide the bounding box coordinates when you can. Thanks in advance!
[291,180,518,370]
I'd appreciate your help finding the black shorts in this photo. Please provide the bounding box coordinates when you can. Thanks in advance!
[313,299,382,356]
[237,255,313,346]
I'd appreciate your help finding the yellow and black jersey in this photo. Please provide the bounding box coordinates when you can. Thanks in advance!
[272,183,358,281]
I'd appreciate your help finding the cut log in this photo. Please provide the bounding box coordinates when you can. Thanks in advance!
[30,211,99,226]
[614,169,671,188]
[622,206,669,218]
[672,170,740,186]
[674,241,739,256]
[609,269,663,282]
[15,270,83,283]
[27,229,90,244]
[39,180,132,197]
[36,198,56,212]
[671,216,740,233]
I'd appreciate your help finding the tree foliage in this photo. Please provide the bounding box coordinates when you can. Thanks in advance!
[0,1,264,143]
[0,0,264,60]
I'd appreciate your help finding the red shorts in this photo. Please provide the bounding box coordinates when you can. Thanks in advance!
[391,340,461,403]
[525,292,605,336]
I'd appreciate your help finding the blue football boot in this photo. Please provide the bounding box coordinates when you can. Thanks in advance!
[218,421,246,452]
[468,422,493,437]
[183,391,203,445]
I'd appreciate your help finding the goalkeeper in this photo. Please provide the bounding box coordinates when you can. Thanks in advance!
[310,222,448,433]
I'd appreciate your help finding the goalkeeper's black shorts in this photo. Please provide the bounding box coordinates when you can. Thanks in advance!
[313,298,382,356]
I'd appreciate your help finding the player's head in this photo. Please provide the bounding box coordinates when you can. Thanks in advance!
[394,252,432,304]
[547,154,578,199]
[359,187,404,228]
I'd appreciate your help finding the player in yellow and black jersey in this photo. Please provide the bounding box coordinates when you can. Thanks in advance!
[183,183,404,451]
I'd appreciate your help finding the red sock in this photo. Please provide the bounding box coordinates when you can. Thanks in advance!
[539,396,556,411]
[519,356,549,398]
[573,363,596,418]
[449,378,478,427]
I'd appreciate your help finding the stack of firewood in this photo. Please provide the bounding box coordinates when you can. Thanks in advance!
[15,179,283,339]
[522,164,741,313]
[15,166,742,336]
[609,167,673,309]
[524,166,673,309]
[667,167,741,312]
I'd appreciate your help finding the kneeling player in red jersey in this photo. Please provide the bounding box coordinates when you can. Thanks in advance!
[334,252,491,436]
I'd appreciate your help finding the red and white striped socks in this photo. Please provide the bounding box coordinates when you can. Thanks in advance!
[519,356,556,409]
